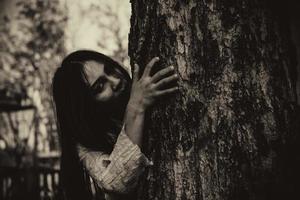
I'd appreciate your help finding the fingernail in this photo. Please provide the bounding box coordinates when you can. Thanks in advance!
[174,74,178,78]
[170,66,174,70]
[156,57,160,60]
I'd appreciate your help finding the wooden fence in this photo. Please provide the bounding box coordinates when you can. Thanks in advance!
[0,166,63,200]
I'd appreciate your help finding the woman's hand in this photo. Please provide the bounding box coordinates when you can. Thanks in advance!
[128,57,179,113]
[124,57,179,147]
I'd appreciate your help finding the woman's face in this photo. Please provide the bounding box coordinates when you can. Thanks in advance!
[82,60,127,103]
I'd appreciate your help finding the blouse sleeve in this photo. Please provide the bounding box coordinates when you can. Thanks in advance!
[77,125,153,194]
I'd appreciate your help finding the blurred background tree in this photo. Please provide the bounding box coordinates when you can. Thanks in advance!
[0,0,66,167]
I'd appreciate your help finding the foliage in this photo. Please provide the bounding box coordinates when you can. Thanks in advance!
[0,0,66,161]
[67,0,131,66]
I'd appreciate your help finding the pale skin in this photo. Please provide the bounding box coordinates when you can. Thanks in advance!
[83,57,179,148]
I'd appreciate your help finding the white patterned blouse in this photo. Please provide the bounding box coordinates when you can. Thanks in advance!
[77,125,153,200]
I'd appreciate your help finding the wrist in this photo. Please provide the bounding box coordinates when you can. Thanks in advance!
[127,100,146,115]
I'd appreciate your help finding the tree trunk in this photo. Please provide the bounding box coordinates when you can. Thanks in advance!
[129,0,299,200]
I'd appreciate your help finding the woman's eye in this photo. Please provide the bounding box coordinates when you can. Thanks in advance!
[91,80,104,94]
[97,82,104,91]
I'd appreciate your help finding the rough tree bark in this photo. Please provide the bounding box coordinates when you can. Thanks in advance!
[129,0,299,200]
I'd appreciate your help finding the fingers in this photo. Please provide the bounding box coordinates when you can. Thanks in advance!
[154,87,179,97]
[151,66,175,83]
[132,64,140,83]
[154,74,179,89]
[143,57,160,77]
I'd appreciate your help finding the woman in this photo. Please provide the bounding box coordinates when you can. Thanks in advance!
[52,50,179,200]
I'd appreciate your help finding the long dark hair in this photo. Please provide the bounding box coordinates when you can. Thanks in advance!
[52,50,131,200]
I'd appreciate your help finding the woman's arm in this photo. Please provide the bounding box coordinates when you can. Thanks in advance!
[124,57,179,147]
[77,125,152,194]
